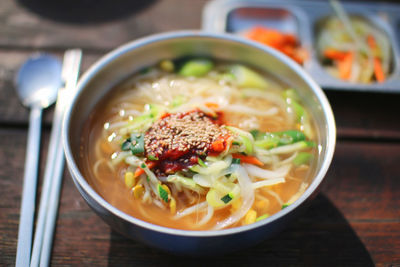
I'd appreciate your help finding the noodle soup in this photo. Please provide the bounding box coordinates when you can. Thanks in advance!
[80,58,318,230]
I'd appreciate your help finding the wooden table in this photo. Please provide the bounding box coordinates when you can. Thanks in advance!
[1,0,399,266]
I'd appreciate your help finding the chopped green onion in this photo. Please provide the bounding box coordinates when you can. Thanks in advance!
[121,134,145,155]
[255,214,269,222]
[220,194,233,204]
[231,135,253,154]
[170,95,185,108]
[147,154,159,161]
[281,203,290,209]
[128,104,164,132]
[167,174,204,193]
[218,72,235,82]
[291,101,305,122]
[179,59,213,77]
[226,126,255,155]
[121,138,132,151]
[229,64,268,89]
[283,89,314,139]
[293,152,313,166]
[264,141,309,155]
[158,184,169,203]
[206,189,226,208]
[254,130,306,149]
[283,88,300,101]
[198,158,207,168]
[232,158,241,165]
[141,163,146,169]
[254,133,280,149]
[278,130,306,145]
[250,129,261,139]
[241,135,253,155]
[189,165,199,173]
[306,141,316,147]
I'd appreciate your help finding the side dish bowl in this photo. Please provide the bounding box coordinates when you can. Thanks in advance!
[63,31,336,255]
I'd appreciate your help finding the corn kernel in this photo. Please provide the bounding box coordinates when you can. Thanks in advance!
[159,60,174,72]
[124,172,135,188]
[244,209,257,225]
[169,198,177,215]
[133,184,144,199]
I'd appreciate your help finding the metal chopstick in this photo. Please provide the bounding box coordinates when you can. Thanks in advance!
[30,49,82,267]
[15,107,42,267]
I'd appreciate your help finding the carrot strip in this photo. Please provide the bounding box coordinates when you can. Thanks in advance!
[134,161,157,178]
[134,167,144,178]
[323,48,348,60]
[373,58,386,83]
[367,35,386,83]
[211,139,225,152]
[232,153,264,166]
[204,102,219,109]
[245,26,304,64]
[367,34,377,49]
[337,52,353,80]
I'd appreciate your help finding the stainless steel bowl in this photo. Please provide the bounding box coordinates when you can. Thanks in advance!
[63,31,336,255]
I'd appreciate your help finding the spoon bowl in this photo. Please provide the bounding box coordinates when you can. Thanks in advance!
[16,55,62,108]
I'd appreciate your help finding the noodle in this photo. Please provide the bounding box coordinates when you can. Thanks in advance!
[80,59,318,230]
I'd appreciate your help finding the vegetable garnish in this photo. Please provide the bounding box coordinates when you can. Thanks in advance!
[179,58,214,77]
[221,193,233,204]
[198,158,207,168]
[323,48,348,61]
[134,161,157,178]
[367,35,386,83]
[228,64,269,89]
[158,184,169,203]
[204,102,219,109]
[211,139,225,152]
[245,26,307,64]
[337,52,353,80]
[121,133,145,155]
[255,214,269,222]
[232,158,241,165]
[281,203,290,209]
[147,154,159,161]
[293,152,313,166]
[252,129,306,149]
[232,154,263,167]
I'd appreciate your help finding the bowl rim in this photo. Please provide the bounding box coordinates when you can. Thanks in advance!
[63,30,336,237]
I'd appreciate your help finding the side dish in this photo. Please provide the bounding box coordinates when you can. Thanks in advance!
[244,26,307,64]
[317,1,391,83]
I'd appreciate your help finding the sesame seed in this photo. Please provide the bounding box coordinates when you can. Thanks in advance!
[144,110,228,159]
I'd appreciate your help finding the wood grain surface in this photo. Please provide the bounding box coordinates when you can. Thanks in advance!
[1,0,399,266]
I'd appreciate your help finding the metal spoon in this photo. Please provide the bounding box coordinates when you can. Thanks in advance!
[15,54,62,267]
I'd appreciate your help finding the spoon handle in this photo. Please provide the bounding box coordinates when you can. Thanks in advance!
[16,106,43,267]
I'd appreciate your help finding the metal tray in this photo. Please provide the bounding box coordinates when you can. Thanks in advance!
[202,0,400,93]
